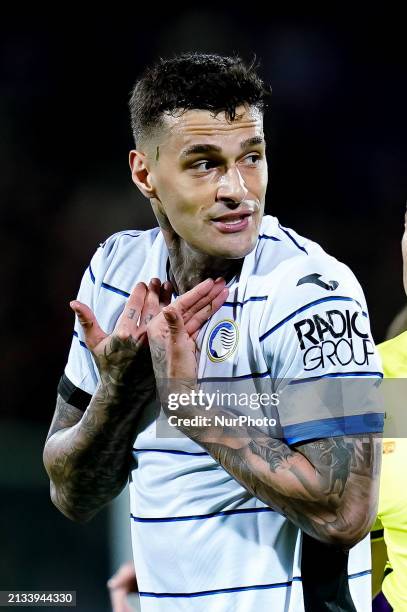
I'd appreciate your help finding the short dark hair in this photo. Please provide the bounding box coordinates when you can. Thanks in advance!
[129,52,271,146]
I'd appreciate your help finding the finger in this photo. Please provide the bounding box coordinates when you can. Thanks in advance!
[173,278,226,324]
[162,307,191,362]
[70,300,107,350]
[173,278,214,316]
[159,280,173,309]
[185,287,229,335]
[139,278,161,327]
[178,279,226,324]
[115,282,148,335]
[163,306,185,338]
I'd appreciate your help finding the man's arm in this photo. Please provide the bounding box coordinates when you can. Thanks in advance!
[43,384,154,523]
[44,278,228,523]
[166,399,382,548]
[194,428,381,548]
[148,305,382,549]
[44,279,163,523]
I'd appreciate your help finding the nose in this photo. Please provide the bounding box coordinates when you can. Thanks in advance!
[216,166,248,205]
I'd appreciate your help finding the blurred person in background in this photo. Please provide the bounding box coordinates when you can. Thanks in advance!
[108,561,139,612]
[371,209,407,612]
[43,53,383,612]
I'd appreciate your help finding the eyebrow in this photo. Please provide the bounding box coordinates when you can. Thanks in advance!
[241,136,265,149]
[180,136,265,158]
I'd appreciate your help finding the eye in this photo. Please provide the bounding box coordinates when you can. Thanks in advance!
[190,160,219,172]
[241,153,262,166]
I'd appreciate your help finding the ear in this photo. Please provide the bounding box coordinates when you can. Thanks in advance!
[129,150,157,199]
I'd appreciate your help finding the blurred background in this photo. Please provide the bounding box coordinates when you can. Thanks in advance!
[1,10,406,610]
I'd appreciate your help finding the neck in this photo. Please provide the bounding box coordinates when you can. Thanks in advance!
[162,229,242,294]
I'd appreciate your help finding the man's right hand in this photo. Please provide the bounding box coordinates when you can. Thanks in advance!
[70,279,173,390]
[70,277,227,394]
[44,276,227,522]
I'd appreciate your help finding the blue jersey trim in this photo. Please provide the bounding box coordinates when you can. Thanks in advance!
[88,265,131,297]
[258,234,281,241]
[259,296,366,342]
[278,223,308,254]
[139,577,302,599]
[100,232,143,249]
[138,570,369,598]
[73,330,88,349]
[284,413,384,445]
[348,569,372,580]
[197,370,270,383]
[288,371,383,385]
[131,507,274,524]
[88,265,268,307]
[101,281,130,297]
[223,296,268,307]
[88,263,95,283]
[88,261,267,307]
[118,232,142,239]
[133,448,208,456]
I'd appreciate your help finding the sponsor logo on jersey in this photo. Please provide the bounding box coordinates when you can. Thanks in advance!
[297,273,339,291]
[207,319,239,362]
[294,308,375,370]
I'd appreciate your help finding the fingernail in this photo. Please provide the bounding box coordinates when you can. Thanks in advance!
[163,310,173,322]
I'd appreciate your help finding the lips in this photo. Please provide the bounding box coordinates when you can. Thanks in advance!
[212,211,252,223]
[211,212,252,233]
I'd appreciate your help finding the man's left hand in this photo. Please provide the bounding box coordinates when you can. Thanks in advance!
[147,277,228,384]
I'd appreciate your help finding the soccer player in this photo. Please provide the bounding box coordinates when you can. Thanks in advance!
[371,212,407,611]
[44,53,383,611]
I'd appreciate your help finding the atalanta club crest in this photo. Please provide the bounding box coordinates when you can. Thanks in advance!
[207,319,239,362]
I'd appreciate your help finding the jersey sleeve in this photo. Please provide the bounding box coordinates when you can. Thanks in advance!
[371,515,384,536]
[260,254,384,444]
[57,244,105,410]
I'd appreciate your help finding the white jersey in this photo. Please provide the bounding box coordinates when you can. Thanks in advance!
[61,216,383,612]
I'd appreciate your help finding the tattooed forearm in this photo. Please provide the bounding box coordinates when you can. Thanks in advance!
[44,344,157,522]
[174,411,381,548]
[45,397,84,443]
[45,271,182,522]
[248,438,295,472]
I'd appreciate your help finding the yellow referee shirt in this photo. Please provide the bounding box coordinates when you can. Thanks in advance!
[373,331,407,610]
